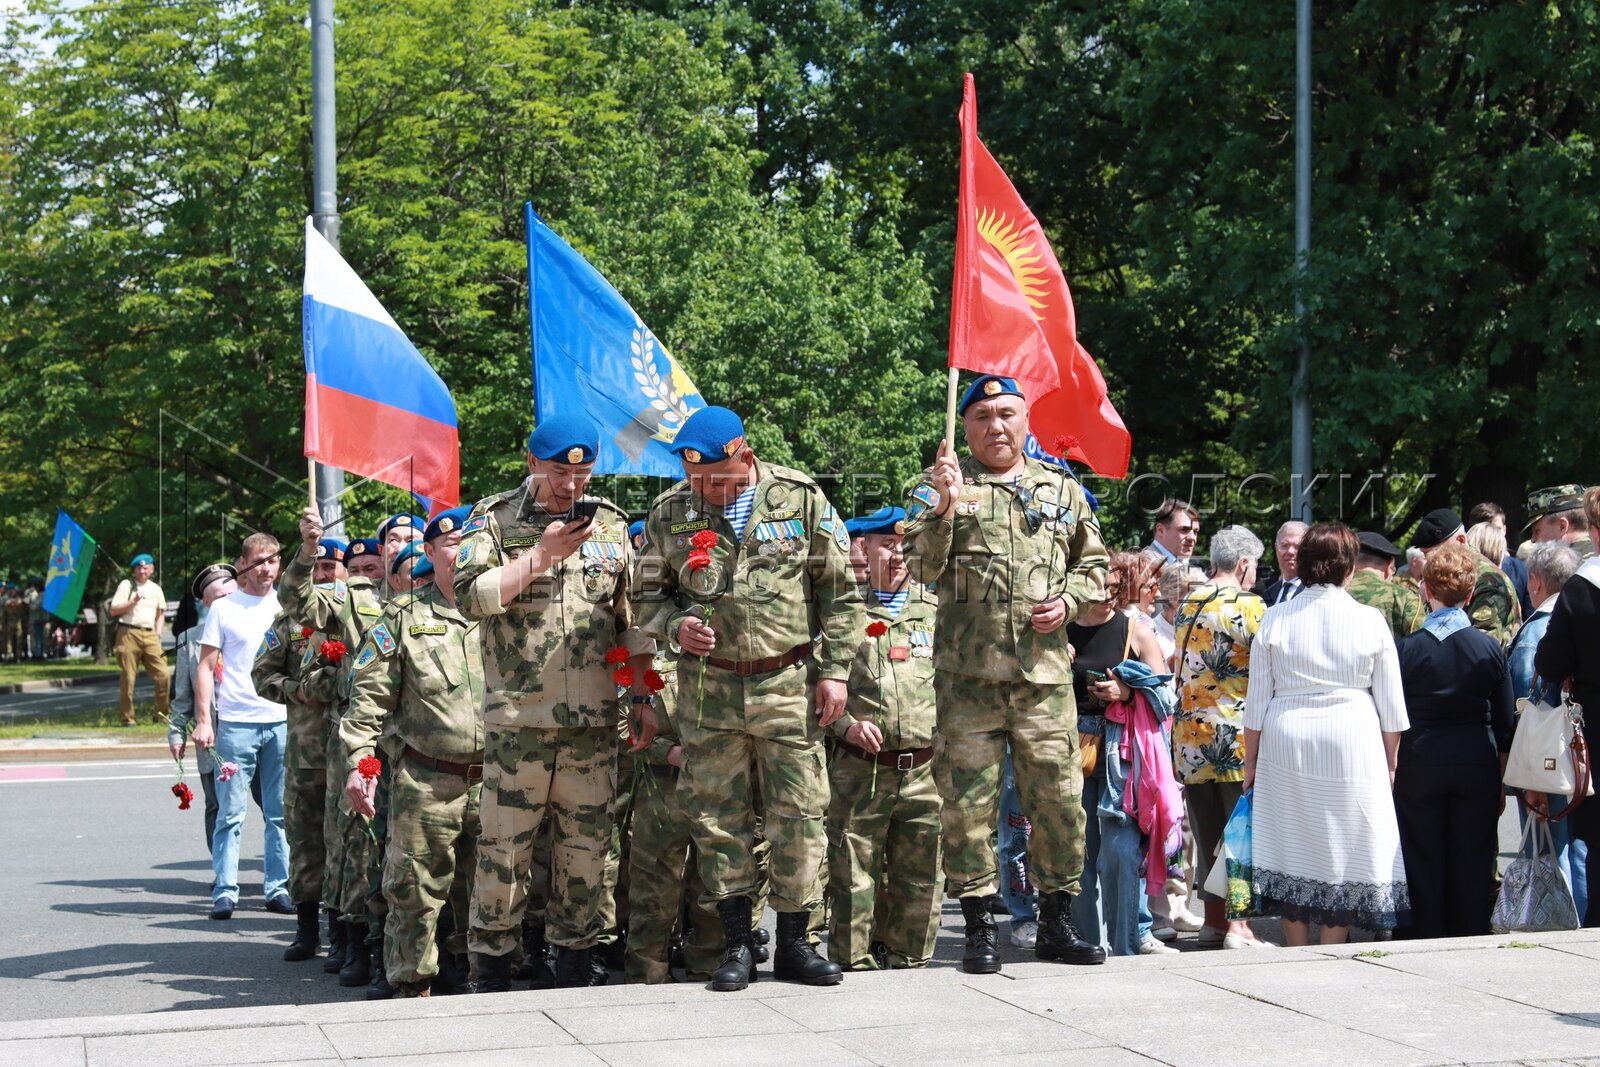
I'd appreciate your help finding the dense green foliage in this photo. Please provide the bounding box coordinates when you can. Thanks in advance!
[4,0,1598,588]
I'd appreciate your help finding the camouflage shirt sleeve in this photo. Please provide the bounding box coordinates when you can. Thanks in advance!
[902,472,952,586]
[340,611,402,772]
[251,615,295,706]
[1470,563,1521,650]
[610,507,655,658]
[806,486,866,680]
[1058,480,1109,621]
[634,499,689,644]
[453,498,508,620]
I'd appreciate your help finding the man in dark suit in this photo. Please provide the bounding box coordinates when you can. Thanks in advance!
[1257,521,1308,605]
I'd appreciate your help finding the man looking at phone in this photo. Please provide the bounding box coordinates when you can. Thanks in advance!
[455,412,656,991]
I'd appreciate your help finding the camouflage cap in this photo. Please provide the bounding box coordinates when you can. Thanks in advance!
[1524,485,1586,527]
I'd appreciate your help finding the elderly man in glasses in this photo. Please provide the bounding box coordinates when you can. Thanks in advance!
[902,374,1109,974]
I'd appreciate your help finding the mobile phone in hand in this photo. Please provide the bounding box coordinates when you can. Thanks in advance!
[567,500,601,526]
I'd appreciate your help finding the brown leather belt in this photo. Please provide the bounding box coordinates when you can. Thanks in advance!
[403,744,483,781]
[118,624,153,631]
[841,741,934,771]
[701,644,809,677]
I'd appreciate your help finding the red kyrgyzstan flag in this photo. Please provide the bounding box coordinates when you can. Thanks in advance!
[948,73,1131,479]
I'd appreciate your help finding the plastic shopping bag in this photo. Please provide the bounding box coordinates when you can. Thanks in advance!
[1221,790,1263,920]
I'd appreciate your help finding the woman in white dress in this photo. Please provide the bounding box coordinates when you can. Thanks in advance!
[1243,524,1411,945]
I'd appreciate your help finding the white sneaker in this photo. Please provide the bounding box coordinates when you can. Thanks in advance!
[1196,925,1226,947]
[1009,920,1038,948]
[1139,938,1179,955]
[1151,922,1178,942]
[1170,907,1206,933]
[1223,932,1277,949]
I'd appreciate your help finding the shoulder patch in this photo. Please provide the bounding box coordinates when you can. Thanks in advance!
[908,484,941,521]
[300,644,316,670]
[463,515,487,534]
[255,629,280,660]
[371,622,397,656]
[457,543,473,566]
[352,645,377,672]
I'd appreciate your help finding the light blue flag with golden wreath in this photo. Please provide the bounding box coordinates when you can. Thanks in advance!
[42,509,97,622]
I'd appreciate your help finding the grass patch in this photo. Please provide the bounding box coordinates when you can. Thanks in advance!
[1354,949,1390,959]
[0,701,167,742]
[1499,940,1539,950]
[0,660,121,685]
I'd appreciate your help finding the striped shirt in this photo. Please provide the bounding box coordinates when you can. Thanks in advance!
[872,588,908,616]
[725,485,758,539]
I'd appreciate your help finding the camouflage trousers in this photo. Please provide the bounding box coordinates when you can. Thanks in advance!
[825,749,943,969]
[933,672,1085,897]
[624,764,721,983]
[365,750,395,941]
[470,725,617,955]
[324,722,372,923]
[381,757,480,988]
[678,661,827,913]
[283,708,329,905]
[598,743,635,947]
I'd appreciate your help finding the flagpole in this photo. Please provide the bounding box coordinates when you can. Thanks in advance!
[308,458,318,513]
[944,367,959,450]
[310,0,345,536]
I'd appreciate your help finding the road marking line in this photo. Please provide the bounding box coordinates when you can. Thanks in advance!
[0,765,67,781]
[0,773,175,783]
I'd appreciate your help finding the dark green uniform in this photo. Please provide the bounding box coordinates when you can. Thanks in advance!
[1347,569,1425,642]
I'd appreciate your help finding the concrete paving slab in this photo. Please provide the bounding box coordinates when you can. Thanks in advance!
[0,1006,306,1043]
[349,1050,608,1067]
[547,999,806,1044]
[1542,940,1600,962]
[583,1031,873,1067]
[994,945,1328,978]
[1370,944,1600,1015]
[318,1012,574,1060]
[84,1024,337,1067]
[1186,957,1599,1064]
[823,1015,1109,1066]
[1308,928,1600,959]
[763,980,1076,1033]
[0,1036,86,1067]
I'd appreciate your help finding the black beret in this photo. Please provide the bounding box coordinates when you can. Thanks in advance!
[1411,509,1463,551]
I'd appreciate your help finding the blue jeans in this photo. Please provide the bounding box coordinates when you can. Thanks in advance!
[1098,812,1154,955]
[211,719,289,906]
[1518,796,1589,922]
[998,752,1037,923]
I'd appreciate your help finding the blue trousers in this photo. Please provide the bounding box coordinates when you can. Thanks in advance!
[211,719,289,906]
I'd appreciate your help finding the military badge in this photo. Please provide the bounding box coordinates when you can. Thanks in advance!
[409,623,447,636]
[683,448,702,464]
[438,516,456,534]
[300,645,316,670]
[907,484,941,520]
[456,543,473,566]
[352,645,377,672]
[723,435,744,457]
[371,622,397,656]
[909,626,934,658]
[463,515,487,535]
[567,447,585,463]
[263,628,282,651]
[983,379,1003,396]
[894,520,908,535]
[357,602,382,617]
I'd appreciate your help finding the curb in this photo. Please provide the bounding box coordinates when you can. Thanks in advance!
[0,673,119,695]
[0,742,170,763]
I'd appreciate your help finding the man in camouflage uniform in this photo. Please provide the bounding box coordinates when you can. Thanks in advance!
[825,507,943,970]
[456,412,656,992]
[342,507,484,998]
[1411,508,1521,650]
[1526,485,1595,560]
[635,405,861,991]
[903,375,1108,973]
[1348,532,1425,641]
[622,646,723,983]
[282,510,402,993]
[251,538,347,964]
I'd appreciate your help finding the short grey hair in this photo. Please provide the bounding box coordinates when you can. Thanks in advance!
[1158,562,1209,605]
[1210,525,1265,573]
[1275,520,1309,546]
[1526,541,1580,590]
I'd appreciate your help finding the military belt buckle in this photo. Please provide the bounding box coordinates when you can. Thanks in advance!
[895,751,915,771]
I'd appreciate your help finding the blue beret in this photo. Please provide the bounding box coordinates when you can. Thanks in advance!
[376,514,424,542]
[130,553,154,567]
[345,537,380,560]
[628,520,645,540]
[842,516,864,536]
[425,506,472,542]
[314,539,347,562]
[958,375,1025,414]
[670,406,746,464]
[527,412,600,464]
[390,540,433,579]
[853,506,907,537]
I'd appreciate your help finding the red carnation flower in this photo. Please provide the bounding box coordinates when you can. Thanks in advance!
[690,530,718,551]
[300,626,314,639]
[320,639,348,664]
[644,669,666,693]
[604,647,630,665]
[357,755,383,780]
[866,620,888,638]
[171,782,194,810]
[687,549,711,572]
[1053,434,1080,456]
[613,665,636,688]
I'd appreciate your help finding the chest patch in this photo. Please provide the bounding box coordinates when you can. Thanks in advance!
[352,645,377,672]
[502,535,541,549]
[409,623,448,637]
[754,518,805,541]
[670,520,710,535]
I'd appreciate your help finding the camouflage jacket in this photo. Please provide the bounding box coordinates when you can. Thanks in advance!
[276,547,386,658]
[638,647,682,770]
[1347,569,1425,642]
[902,455,1107,685]
[454,482,650,731]
[250,613,340,730]
[1470,556,1522,651]
[829,585,938,750]
[342,584,485,771]
[633,462,863,680]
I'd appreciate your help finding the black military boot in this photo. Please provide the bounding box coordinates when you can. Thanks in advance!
[960,895,1001,974]
[710,897,755,991]
[1036,890,1106,965]
[772,911,843,985]
[338,923,372,987]
[283,902,321,962]
[433,951,470,996]
[515,920,555,988]
[473,952,513,994]
[322,912,348,974]
[552,946,594,988]
[365,939,396,1000]
[751,923,771,963]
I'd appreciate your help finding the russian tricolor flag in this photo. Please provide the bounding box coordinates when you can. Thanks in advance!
[302,219,459,507]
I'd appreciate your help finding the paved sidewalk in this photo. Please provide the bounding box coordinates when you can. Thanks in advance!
[3,928,1595,1066]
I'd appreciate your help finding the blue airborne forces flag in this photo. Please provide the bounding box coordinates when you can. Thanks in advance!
[42,509,97,622]
[525,203,706,478]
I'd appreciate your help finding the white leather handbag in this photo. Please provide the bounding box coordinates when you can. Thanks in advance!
[1504,688,1593,816]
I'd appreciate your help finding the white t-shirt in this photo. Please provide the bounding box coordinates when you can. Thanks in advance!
[199,589,285,724]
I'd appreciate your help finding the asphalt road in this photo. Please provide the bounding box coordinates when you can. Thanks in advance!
[0,757,350,1022]
[0,677,153,720]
